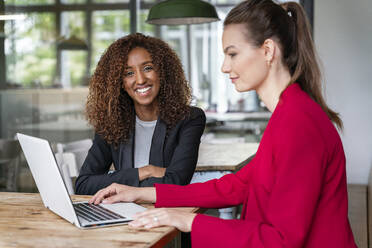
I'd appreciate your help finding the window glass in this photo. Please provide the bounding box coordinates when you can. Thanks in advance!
[61,11,86,39]
[61,51,88,87]
[91,10,130,74]
[60,0,86,3]
[60,11,87,87]
[190,23,212,108]
[159,25,188,78]
[5,13,56,87]
[138,9,155,36]
[4,0,54,4]
[93,0,129,3]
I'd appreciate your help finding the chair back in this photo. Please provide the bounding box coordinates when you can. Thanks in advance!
[54,139,92,194]
[0,139,21,160]
[0,139,21,191]
[63,139,92,172]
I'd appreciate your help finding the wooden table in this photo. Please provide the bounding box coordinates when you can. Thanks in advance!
[196,143,259,172]
[192,142,259,219]
[0,192,199,248]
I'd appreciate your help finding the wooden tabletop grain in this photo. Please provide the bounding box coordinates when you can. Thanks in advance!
[196,143,259,172]
[0,192,199,248]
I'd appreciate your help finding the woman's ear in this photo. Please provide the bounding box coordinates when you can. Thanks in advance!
[262,39,275,66]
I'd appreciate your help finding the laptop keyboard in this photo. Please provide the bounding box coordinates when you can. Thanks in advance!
[74,202,126,222]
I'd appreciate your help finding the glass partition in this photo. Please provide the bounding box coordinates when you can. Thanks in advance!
[5,13,56,87]
[60,11,87,87]
[61,0,86,3]
[93,0,129,3]
[91,10,130,74]
[5,0,55,4]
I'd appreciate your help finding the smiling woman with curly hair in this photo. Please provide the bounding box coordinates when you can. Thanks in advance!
[75,33,206,195]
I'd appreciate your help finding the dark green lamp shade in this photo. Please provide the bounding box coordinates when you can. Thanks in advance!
[57,35,88,50]
[147,0,220,25]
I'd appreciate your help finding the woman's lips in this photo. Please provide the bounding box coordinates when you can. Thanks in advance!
[136,86,151,93]
[230,77,238,83]
[135,86,152,96]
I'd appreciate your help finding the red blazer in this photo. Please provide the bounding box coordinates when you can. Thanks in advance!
[155,84,356,248]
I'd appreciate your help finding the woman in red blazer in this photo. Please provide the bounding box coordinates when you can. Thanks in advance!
[90,0,357,247]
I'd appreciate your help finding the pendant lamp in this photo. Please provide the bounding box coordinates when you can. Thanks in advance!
[146,0,220,25]
[57,35,88,50]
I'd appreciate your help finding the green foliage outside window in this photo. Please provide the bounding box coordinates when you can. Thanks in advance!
[4,0,55,4]
[60,0,86,3]
[2,1,176,88]
[5,13,56,87]
[138,10,155,36]
[61,11,87,87]
[91,10,130,74]
[93,0,128,3]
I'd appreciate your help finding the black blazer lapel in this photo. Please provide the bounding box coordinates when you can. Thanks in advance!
[149,119,166,167]
[119,133,134,169]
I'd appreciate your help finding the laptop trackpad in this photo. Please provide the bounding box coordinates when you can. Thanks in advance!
[101,202,147,220]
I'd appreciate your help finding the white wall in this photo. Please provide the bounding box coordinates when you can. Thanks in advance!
[314,0,372,184]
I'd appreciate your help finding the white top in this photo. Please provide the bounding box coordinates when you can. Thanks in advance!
[134,116,157,169]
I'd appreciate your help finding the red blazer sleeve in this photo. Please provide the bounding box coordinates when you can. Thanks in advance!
[190,118,328,247]
[155,157,255,208]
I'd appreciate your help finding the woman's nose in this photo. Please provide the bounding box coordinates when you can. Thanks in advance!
[221,58,231,74]
[136,70,145,84]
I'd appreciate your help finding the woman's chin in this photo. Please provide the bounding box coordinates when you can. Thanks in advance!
[235,85,248,93]
[134,99,158,109]
[234,83,255,93]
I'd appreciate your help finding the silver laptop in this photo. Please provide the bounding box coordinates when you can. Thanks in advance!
[17,133,146,229]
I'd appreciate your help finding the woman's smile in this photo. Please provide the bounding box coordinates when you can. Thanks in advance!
[123,47,161,110]
[135,85,153,96]
[135,86,152,94]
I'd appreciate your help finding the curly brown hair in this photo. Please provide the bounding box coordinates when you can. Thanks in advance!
[86,33,192,146]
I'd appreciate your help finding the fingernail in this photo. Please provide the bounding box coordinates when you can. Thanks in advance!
[102,200,107,204]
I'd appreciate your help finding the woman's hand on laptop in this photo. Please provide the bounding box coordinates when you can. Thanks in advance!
[89,183,156,205]
[129,208,196,233]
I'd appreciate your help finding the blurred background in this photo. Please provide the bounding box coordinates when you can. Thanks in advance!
[0,0,371,191]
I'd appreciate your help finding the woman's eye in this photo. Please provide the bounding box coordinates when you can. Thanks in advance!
[229,53,237,58]
[125,71,134,77]
[144,65,153,72]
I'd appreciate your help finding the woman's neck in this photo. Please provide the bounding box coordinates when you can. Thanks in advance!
[134,104,159,121]
[256,63,292,113]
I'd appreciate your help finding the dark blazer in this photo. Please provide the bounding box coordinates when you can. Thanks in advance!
[75,106,206,195]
